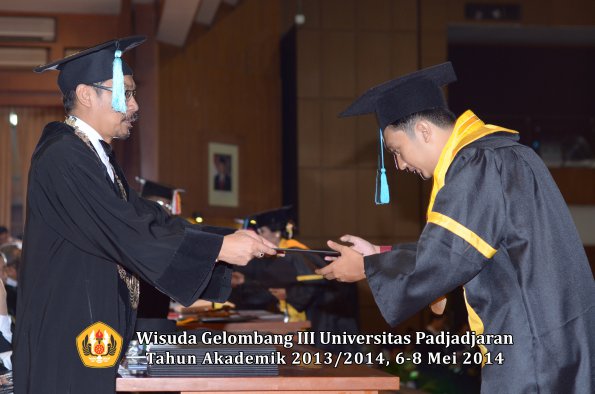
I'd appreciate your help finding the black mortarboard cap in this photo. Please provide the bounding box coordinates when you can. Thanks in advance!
[137,177,184,215]
[340,62,457,129]
[242,206,295,233]
[34,35,146,111]
[141,180,175,200]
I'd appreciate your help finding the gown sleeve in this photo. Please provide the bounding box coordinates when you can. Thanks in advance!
[364,147,506,326]
[29,134,230,305]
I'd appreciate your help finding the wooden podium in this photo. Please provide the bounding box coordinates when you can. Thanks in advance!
[116,360,399,393]
[122,314,399,393]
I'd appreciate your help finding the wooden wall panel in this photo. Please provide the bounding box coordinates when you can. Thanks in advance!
[295,0,424,332]
[297,99,322,167]
[158,0,282,220]
[356,32,391,93]
[421,32,447,67]
[300,0,321,29]
[356,0,391,31]
[320,0,356,30]
[390,31,418,76]
[421,0,448,31]
[296,30,321,98]
[549,168,595,205]
[298,168,323,239]
[321,99,357,168]
[320,169,358,236]
[321,32,356,98]
[354,115,379,168]
[393,0,418,30]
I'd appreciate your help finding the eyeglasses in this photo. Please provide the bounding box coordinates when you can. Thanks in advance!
[393,153,401,170]
[91,84,136,100]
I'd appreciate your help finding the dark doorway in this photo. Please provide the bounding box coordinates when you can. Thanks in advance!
[448,28,595,164]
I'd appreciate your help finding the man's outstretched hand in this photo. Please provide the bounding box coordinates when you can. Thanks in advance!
[218,230,277,266]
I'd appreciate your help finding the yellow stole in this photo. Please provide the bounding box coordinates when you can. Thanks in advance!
[427,110,517,365]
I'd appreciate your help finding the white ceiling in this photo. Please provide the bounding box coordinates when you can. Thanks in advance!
[0,0,122,15]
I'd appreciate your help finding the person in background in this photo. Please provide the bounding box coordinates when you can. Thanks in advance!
[235,207,360,353]
[0,228,8,246]
[317,62,594,393]
[230,207,317,319]
[135,178,185,321]
[0,244,19,318]
[15,36,276,393]
[0,255,12,371]
[0,227,19,248]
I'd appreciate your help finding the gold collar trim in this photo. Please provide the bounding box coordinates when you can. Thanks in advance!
[427,110,518,216]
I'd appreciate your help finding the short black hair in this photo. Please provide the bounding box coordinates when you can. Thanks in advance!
[389,108,456,137]
[63,89,77,114]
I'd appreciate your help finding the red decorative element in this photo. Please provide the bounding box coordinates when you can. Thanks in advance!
[94,343,105,355]
[95,330,104,339]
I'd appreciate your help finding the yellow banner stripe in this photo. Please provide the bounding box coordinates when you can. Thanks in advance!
[427,211,497,259]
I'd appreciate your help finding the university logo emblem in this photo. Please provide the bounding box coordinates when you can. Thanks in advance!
[76,321,122,368]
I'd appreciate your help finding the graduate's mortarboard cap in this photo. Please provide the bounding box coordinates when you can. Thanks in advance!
[339,62,457,205]
[242,206,296,238]
[34,35,146,113]
[340,62,457,130]
[137,177,184,215]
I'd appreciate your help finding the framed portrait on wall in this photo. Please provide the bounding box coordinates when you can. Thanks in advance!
[208,142,239,207]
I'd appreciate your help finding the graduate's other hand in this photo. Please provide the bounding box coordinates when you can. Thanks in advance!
[218,231,277,266]
[231,271,245,287]
[340,234,380,256]
[316,240,365,282]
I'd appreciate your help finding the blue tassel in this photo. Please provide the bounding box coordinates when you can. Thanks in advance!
[112,49,127,113]
[375,128,390,205]
[379,168,390,203]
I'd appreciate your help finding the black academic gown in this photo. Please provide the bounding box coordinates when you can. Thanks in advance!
[14,122,232,394]
[365,112,594,393]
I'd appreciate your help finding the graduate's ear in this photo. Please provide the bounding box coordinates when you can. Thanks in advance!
[414,119,433,143]
[74,84,93,109]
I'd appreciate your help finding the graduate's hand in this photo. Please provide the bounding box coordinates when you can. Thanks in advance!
[218,231,277,266]
[324,234,380,262]
[315,240,366,282]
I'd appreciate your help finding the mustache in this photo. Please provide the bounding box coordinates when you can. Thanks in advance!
[121,112,139,123]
